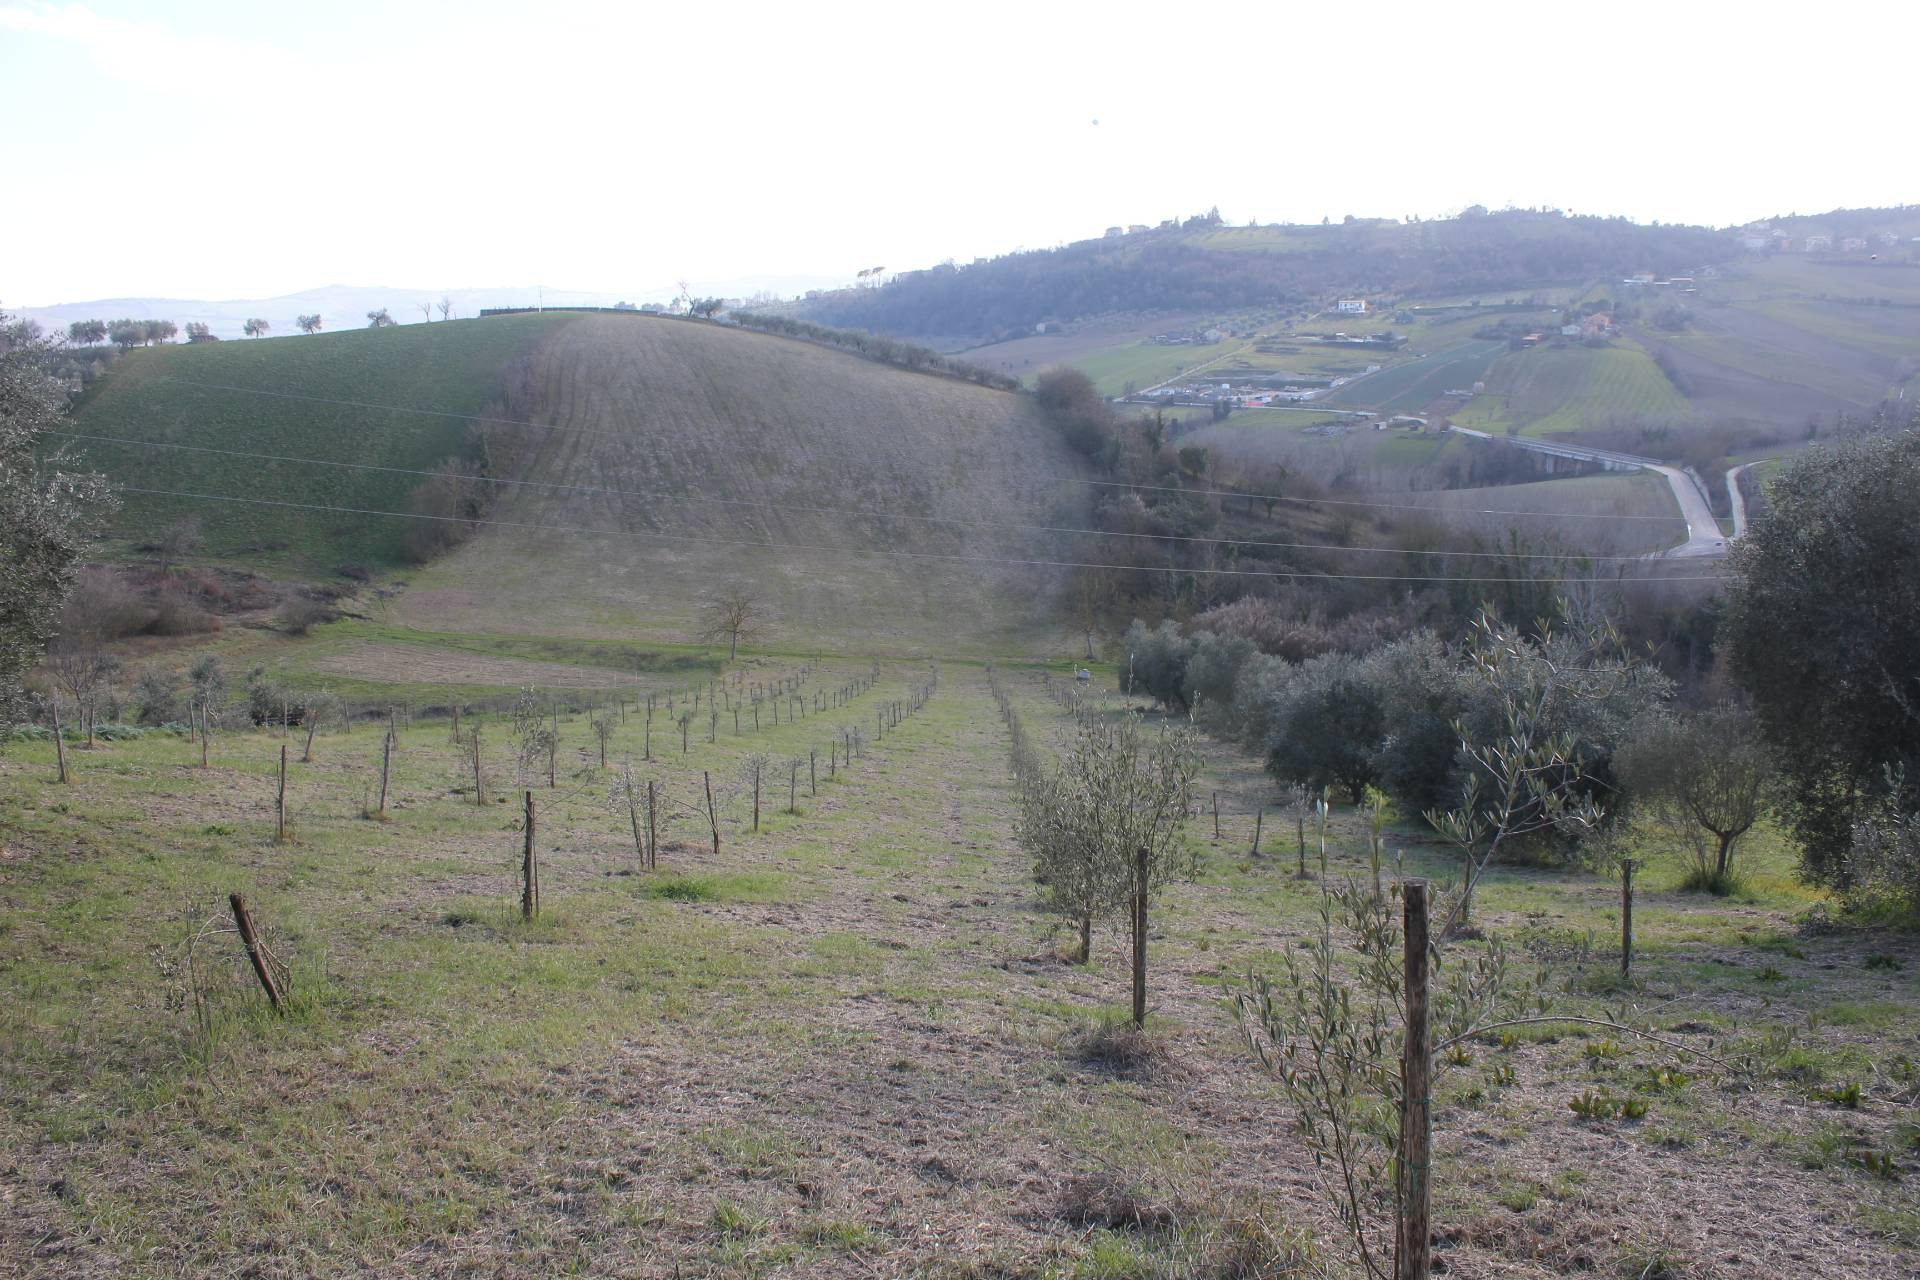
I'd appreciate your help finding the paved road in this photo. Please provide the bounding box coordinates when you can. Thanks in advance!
[1448,427,1729,558]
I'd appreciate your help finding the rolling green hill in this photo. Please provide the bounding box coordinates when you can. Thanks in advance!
[66,314,573,569]
[66,312,1094,657]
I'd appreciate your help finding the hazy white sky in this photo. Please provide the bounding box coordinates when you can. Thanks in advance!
[4,0,1913,306]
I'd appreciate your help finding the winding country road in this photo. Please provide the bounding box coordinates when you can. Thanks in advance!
[1448,426,1734,558]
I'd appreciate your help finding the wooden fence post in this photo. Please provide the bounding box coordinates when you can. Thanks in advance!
[377,730,392,818]
[809,749,817,797]
[788,761,798,814]
[1400,879,1432,1280]
[471,725,485,806]
[229,893,285,1014]
[646,779,658,870]
[1131,846,1149,1029]
[1250,806,1263,856]
[521,791,538,920]
[1211,791,1219,839]
[1620,859,1636,978]
[199,701,209,769]
[50,696,69,784]
[276,744,288,842]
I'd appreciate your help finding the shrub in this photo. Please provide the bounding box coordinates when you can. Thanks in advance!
[131,666,180,725]
[147,589,216,636]
[277,596,335,635]
[1120,619,1192,710]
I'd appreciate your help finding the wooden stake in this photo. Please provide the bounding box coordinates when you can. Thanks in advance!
[1620,859,1636,978]
[809,749,817,796]
[789,761,798,814]
[199,701,209,769]
[471,725,485,806]
[377,730,392,818]
[276,744,288,842]
[1250,806,1263,856]
[1211,791,1219,838]
[1399,880,1432,1280]
[229,893,285,1014]
[646,779,658,869]
[703,771,719,856]
[1131,846,1149,1028]
[521,791,539,919]
[51,696,69,784]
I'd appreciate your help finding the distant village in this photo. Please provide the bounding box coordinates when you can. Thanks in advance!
[1737,225,1916,254]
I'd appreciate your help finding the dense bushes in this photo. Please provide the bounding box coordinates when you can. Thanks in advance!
[1121,612,1666,845]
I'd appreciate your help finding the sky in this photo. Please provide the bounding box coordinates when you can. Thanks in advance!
[4,0,1915,307]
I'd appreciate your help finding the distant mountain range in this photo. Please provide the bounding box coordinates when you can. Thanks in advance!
[16,276,846,341]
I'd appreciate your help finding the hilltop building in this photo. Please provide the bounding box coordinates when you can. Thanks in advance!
[1336,299,1368,314]
[1842,237,1869,252]
[1804,234,1834,252]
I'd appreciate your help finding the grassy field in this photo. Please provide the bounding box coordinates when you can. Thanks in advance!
[1320,340,1507,414]
[1455,342,1693,436]
[65,315,574,571]
[4,660,1917,1278]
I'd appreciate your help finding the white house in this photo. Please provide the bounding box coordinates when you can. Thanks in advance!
[1804,234,1834,252]
[1336,299,1368,314]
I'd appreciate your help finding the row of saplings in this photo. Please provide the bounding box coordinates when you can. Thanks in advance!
[991,614,1746,1280]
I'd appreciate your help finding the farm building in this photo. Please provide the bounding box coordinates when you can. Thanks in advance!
[1335,299,1368,314]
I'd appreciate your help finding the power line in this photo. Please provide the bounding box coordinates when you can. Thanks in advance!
[148,376,1690,522]
[113,483,1727,586]
[53,429,1673,563]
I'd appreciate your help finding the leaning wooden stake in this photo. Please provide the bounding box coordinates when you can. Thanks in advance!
[51,697,70,784]
[809,749,817,797]
[1250,806,1263,856]
[1399,879,1432,1280]
[703,771,720,856]
[1211,791,1220,839]
[1620,859,1636,978]
[275,744,289,842]
[521,791,539,920]
[471,725,485,806]
[229,893,285,1015]
[199,701,210,768]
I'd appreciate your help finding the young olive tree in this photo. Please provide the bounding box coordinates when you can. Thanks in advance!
[298,690,346,762]
[1022,709,1201,1025]
[510,687,557,787]
[1423,610,1648,937]
[1616,702,1775,891]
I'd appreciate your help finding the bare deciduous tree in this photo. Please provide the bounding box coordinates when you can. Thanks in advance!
[296,314,323,335]
[437,296,453,321]
[242,318,271,338]
[695,585,765,661]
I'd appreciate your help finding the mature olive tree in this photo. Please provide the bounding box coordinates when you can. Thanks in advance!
[1723,417,1920,885]
[0,313,116,722]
